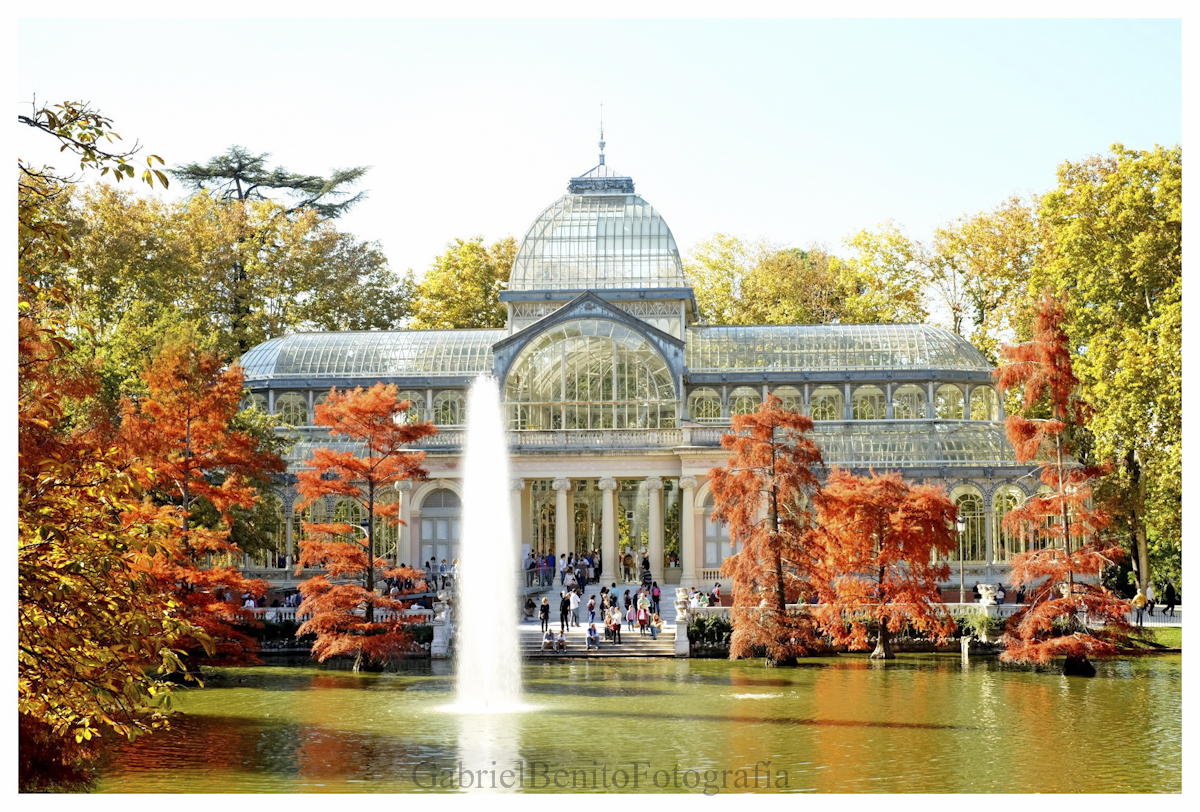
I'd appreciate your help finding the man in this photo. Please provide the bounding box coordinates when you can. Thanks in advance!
[586,624,600,650]
[1164,580,1178,617]
[439,559,448,590]
[525,552,536,588]
[559,591,571,632]
[560,554,569,586]
[1146,582,1157,616]
[554,630,567,652]
[569,589,581,627]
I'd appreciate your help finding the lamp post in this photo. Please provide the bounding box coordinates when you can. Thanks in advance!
[956,515,967,604]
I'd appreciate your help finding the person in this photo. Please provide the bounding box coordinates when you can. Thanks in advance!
[1016,585,1026,605]
[637,590,651,612]
[637,604,649,636]
[648,612,663,640]
[560,554,569,586]
[559,591,571,632]
[569,589,581,627]
[554,630,566,652]
[1164,580,1178,616]
[439,559,448,590]
[540,597,551,633]
[541,630,555,651]
[1146,583,1157,616]
[626,602,637,632]
[525,552,537,588]
[651,581,661,614]
[688,590,701,610]
[710,582,722,606]
[389,583,401,599]
[587,595,596,625]
[564,569,577,590]
[624,589,632,611]
[243,593,257,609]
[586,624,600,650]
[586,555,595,585]
[996,583,1006,604]
[1132,588,1147,628]
[609,607,622,644]
[523,596,536,621]
[622,552,633,582]
[972,581,981,602]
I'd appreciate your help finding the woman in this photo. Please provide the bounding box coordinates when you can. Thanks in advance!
[651,581,661,614]
[587,595,596,625]
[539,597,551,633]
[637,604,649,636]
[623,589,632,611]
[626,602,637,633]
[608,607,622,644]
[648,612,663,640]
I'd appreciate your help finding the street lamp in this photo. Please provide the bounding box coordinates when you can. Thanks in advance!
[956,515,967,604]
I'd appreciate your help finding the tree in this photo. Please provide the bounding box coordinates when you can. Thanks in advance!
[1030,144,1181,592]
[119,333,285,665]
[708,394,826,665]
[838,222,929,325]
[173,145,366,218]
[813,469,957,660]
[294,383,436,671]
[409,236,516,329]
[994,292,1137,676]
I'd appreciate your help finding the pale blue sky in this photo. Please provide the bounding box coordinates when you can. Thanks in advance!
[17,18,1182,278]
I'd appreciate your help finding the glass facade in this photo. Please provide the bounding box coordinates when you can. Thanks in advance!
[505,318,677,430]
[239,330,503,380]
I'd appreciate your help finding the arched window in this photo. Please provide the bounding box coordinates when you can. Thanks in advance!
[293,497,326,557]
[891,384,926,420]
[243,392,268,412]
[433,391,464,426]
[991,486,1024,562]
[371,490,399,561]
[970,386,1000,421]
[688,388,722,423]
[333,498,365,541]
[729,386,762,416]
[419,488,462,568]
[397,390,426,424]
[703,494,743,568]
[275,391,308,425]
[809,386,843,421]
[951,486,985,562]
[852,385,886,420]
[505,318,677,430]
[935,385,965,420]
[772,386,802,413]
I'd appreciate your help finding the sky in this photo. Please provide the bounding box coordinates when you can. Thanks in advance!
[16,17,1183,279]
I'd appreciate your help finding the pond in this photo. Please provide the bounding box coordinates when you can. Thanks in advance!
[97,654,1181,793]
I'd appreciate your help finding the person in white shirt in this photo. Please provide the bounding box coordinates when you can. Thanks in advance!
[569,590,581,626]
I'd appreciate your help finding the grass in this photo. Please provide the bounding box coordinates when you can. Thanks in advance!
[1145,626,1182,649]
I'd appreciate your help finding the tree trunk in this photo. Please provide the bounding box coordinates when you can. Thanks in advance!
[871,623,895,659]
[352,647,364,673]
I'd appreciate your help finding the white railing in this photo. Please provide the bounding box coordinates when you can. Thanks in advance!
[683,602,1182,628]
[700,568,722,583]
[247,606,434,624]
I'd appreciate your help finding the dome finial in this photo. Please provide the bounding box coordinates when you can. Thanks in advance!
[598,102,605,165]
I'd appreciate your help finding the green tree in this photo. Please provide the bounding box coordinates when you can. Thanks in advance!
[1030,144,1182,591]
[839,222,930,325]
[409,236,516,329]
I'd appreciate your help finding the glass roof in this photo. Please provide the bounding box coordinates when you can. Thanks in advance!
[239,330,504,380]
[685,324,992,372]
[508,192,689,292]
[808,421,1014,467]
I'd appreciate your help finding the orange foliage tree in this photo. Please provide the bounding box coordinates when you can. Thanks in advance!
[119,336,284,665]
[994,291,1136,676]
[709,394,826,665]
[814,469,957,659]
[295,383,436,671]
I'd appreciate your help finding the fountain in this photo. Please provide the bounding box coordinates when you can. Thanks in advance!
[447,376,527,713]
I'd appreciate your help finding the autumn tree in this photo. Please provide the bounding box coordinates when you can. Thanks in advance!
[119,333,285,665]
[18,100,192,790]
[295,384,436,671]
[1030,144,1181,591]
[994,292,1137,676]
[408,235,517,329]
[708,394,826,665]
[813,469,957,659]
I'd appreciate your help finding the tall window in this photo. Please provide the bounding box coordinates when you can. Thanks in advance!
[433,391,464,426]
[243,392,268,412]
[729,386,762,416]
[505,318,677,430]
[891,384,926,420]
[951,487,985,562]
[809,386,843,421]
[991,487,1023,561]
[275,391,308,425]
[970,386,1000,421]
[935,385,965,420]
[688,388,722,422]
[852,385,886,420]
[419,488,461,567]
[772,386,802,413]
[702,495,742,567]
[397,390,427,424]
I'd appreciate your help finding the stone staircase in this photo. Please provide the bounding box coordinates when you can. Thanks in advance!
[520,582,681,659]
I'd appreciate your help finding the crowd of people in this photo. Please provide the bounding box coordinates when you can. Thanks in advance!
[524,550,607,589]
[1133,580,1180,626]
[528,581,669,652]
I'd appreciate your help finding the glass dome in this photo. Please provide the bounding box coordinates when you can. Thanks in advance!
[685,324,992,372]
[508,180,689,291]
[505,318,677,430]
[239,330,504,380]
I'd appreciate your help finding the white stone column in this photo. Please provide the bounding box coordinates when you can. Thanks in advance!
[599,478,617,585]
[397,480,414,567]
[566,488,576,551]
[647,476,664,584]
[552,478,571,557]
[510,478,525,553]
[680,477,697,587]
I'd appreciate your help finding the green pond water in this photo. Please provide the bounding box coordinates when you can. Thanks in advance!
[96,654,1181,793]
